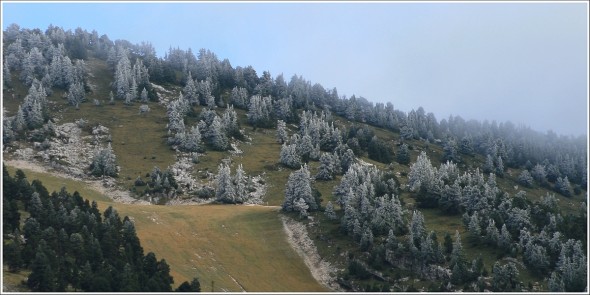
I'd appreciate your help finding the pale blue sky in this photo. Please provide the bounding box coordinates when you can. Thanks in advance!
[2,1,588,136]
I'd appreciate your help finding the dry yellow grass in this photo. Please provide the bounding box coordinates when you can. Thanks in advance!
[4,165,327,292]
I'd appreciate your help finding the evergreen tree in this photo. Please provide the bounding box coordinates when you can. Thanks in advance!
[90,143,118,177]
[279,143,301,168]
[442,138,460,163]
[315,152,338,180]
[294,197,309,218]
[495,156,504,177]
[409,210,426,249]
[182,125,203,152]
[498,224,512,251]
[283,164,316,212]
[485,219,499,246]
[491,262,520,291]
[531,164,547,185]
[324,201,337,220]
[176,278,201,292]
[468,212,481,242]
[396,143,411,165]
[13,106,27,134]
[276,120,289,144]
[209,116,229,151]
[450,230,467,285]
[140,87,148,103]
[555,176,572,197]
[439,181,461,214]
[233,164,248,203]
[68,83,85,106]
[518,170,534,188]
[483,154,494,174]
[215,162,235,203]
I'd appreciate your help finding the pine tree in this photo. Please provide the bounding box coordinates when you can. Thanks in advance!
[483,154,495,174]
[485,219,499,246]
[67,82,85,107]
[315,152,338,180]
[450,230,467,284]
[293,198,309,218]
[495,156,504,177]
[324,201,337,220]
[491,262,520,291]
[409,210,426,249]
[555,176,572,197]
[396,143,411,165]
[442,138,460,163]
[13,106,27,133]
[276,120,288,144]
[439,181,461,214]
[215,162,235,203]
[468,212,481,242]
[279,143,301,168]
[140,87,148,103]
[3,61,12,87]
[518,170,534,188]
[182,125,202,152]
[498,224,511,251]
[183,73,198,104]
[531,164,547,185]
[90,143,118,177]
[234,164,248,203]
[283,164,316,212]
[209,116,229,150]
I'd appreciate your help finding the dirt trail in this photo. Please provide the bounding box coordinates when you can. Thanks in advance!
[280,215,342,291]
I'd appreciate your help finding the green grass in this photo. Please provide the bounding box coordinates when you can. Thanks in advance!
[4,165,327,292]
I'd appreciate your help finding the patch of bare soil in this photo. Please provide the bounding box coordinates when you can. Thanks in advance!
[280,215,343,291]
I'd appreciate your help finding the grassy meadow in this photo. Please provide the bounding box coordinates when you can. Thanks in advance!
[3,165,327,292]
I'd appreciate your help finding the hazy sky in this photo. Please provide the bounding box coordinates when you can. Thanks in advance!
[2,1,588,136]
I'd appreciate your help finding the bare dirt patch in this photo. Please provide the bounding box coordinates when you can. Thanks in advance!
[280,215,343,291]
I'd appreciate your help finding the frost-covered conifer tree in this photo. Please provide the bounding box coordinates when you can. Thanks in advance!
[182,125,202,152]
[230,86,249,109]
[495,156,505,177]
[483,154,495,174]
[140,87,148,103]
[315,152,338,180]
[209,116,229,151]
[408,151,437,194]
[215,162,235,203]
[324,201,337,220]
[279,143,301,168]
[221,105,240,137]
[396,143,411,165]
[283,164,316,212]
[531,164,547,185]
[67,81,85,107]
[276,120,288,144]
[409,210,426,249]
[90,143,118,177]
[234,164,248,203]
[485,219,499,246]
[247,95,274,127]
[555,176,572,197]
[518,170,534,188]
[293,198,309,219]
[183,73,198,104]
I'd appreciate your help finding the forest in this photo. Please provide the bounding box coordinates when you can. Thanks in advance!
[2,23,587,292]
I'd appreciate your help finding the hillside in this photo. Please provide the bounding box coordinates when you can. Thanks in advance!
[2,24,588,292]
